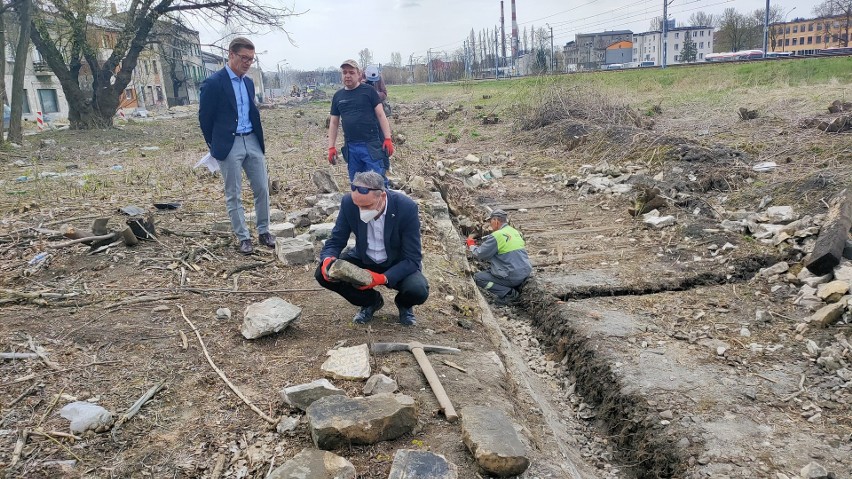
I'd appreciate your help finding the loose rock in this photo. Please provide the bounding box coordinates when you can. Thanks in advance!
[363,374,398,395]
[321,344,371,380]
[388,449,459,479]
[460,406,530,477]
[306,393,417,449]
[241,297,301,339]
[275,237,315,266]
[268,448,355,479]
[281,379,347,411]
[215,308,231,320]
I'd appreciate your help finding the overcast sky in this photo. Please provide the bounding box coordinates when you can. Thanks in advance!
[192,0,820,71]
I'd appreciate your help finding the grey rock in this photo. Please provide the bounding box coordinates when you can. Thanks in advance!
[268,448,355,479]
[800,462,829,479]
[276,416,300,434]
[460,406,530,477]
[211,220,231,233]
[311,170,340,193]
[328,259,373,287]
[720,219,747,234]
[275,237,315,266]
[757,261,789,278]
[833,261,852,281]
[282,379,347,411]
[363,374,398,395]
[764,205,796,223]
[306,393,417,449]
[309,223,336,241]
[659,409,674,420]
[241,297,301,339]
[215,308,231,320]
[287,209,313,227]
[269,222,296,238]
[388,449,459,479]
[247,208,285,224]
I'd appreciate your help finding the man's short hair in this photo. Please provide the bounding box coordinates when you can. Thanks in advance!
[340,59,360,71]
[352,171,385,192]
[229,37,255,53]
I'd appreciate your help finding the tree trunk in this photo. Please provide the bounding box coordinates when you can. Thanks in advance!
[8,0,30,145]
[0,12,7,142]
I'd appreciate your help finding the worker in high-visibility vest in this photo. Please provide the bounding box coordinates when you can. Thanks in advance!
[466,209,532,304]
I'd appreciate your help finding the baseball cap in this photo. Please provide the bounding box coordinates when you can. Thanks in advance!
[487,209,508,220]
[365,65,380,81]
[340,59,360,70]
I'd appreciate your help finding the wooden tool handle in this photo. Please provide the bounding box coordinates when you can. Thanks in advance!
[411,346,458,422]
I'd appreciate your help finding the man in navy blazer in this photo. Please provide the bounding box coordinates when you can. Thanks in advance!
[199,37,273,255]
[316,171,429,326]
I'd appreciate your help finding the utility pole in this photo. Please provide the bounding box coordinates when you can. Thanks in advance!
[547,23,554,73]
[762,0,770,57]
[662,0,668,68]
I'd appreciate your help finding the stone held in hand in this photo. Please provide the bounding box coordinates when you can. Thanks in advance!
[328,259,374,287]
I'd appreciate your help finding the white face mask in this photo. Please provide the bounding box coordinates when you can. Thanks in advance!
[359,208,379,223]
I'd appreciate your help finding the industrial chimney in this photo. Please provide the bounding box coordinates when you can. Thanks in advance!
[511,0,519,58]
[500,1,507,64]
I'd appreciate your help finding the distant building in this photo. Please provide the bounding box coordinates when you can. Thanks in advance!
[632,26,714,65]
[605,40,633,65]
[563,30,633,71]
[771,15,850,54]
[4,44,68,123]
[152,21,206,106]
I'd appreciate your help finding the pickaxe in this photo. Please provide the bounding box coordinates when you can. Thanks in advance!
[371,341,460,422]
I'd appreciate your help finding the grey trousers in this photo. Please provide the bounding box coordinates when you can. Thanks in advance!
[474,270,526,298]
[216,134,269,241]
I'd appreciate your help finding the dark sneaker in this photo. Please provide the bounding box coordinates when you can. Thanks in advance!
[353,295,384,324]
[398,306,417,326]
[494,289,520,306]
[258,232,276,248]
[239,239,254,255]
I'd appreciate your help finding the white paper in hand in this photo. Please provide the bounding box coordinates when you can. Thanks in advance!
[194,153,220,173]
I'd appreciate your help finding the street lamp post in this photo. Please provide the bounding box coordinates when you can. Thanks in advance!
[781,7,796,52]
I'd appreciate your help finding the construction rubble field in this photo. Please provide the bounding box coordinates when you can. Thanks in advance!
[1,58,851,478]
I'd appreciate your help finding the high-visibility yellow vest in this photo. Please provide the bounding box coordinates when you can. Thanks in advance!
[491,225,525,254]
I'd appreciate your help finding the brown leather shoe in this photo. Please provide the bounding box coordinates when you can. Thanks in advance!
[239,239,254,255]
[258,232,276,248]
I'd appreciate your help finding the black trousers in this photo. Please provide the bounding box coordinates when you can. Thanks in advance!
[314,256,429,309]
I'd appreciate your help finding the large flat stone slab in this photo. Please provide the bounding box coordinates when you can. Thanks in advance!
[321,344,371,380]
[267,448,355,479]
[241,297,301,339]
[269,222,295,238]
[388,449,458,479]
[306,393,417,450]
[460,406,530,477]
[281,379,347,411]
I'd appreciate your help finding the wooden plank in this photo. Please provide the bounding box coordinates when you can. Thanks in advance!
[805,189,852,275]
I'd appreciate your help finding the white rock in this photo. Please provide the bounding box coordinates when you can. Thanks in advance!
[833,261,852,282]
[757,261,788,277]
[764,206,796,223]
[215,308,231,320]
[464,154,480,164]
[321,344,371,380]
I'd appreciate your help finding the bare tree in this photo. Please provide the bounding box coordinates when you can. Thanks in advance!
[28,1,295,129]
[8,0,30,144]
[358,48,372,68]
[814,0,852,46]
[389,51,401,67]
[689,11,718,27]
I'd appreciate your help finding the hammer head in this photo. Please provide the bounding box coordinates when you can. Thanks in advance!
[371,342,461,355]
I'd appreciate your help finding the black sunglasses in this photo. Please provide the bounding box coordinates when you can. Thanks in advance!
[351,185,382,194]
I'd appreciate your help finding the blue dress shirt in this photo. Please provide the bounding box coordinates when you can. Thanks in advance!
[225,65,253,134]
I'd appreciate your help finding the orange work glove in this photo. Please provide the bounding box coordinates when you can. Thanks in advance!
[357,270,388,290]
[320,257,336,282]
[328,147,337,165]
[465,237,476,248]
[382,138,394,157]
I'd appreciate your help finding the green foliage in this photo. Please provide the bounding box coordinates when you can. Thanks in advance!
[680,32,697,63]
